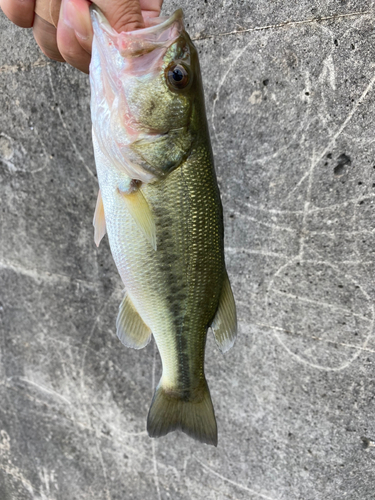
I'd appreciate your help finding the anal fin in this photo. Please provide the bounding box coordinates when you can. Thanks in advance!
[117,294,152,349]
[211,270,237,353]
[120,187,156,251]
[93,189,106,247]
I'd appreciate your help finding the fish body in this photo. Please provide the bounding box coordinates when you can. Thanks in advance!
[90,8,237,446]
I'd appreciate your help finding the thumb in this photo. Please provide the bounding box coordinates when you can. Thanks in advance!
[93,0,145,33]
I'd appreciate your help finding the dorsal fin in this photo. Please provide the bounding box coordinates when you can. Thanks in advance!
[211,271,237,353]
[117,294,152,349]
[93,189,107,247]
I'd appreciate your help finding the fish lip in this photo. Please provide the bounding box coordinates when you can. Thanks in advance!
[90,6,184,39]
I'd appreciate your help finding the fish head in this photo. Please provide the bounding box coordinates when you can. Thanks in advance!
[123,27,198,133]
[90,8,204,181]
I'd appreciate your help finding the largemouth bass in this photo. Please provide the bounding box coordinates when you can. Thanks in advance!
[90,7,237,446]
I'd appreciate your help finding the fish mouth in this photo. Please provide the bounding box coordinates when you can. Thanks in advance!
[91,7,184,35]
[90,7,184,58]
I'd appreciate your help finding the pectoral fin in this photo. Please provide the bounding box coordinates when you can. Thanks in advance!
[93,189,107,247]
[117,294,152,349]
[120,187,156,250]
[211,271,237,353]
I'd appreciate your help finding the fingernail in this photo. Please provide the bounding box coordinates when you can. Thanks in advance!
[75,29,89,41]
[60,0,91,40]
[60,0,74,29]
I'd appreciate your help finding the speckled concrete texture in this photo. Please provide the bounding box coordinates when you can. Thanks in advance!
[1,2,375,499]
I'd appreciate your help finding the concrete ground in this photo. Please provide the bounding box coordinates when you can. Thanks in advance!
[1,1,375,499]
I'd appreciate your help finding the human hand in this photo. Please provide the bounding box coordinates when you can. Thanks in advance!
[0,0,163,73]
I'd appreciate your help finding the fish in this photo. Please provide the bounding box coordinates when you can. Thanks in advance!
[89,7,237,446]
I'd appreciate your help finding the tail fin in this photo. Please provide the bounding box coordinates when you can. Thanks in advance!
[147,379,218,446]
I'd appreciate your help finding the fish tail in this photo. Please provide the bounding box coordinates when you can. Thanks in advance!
[147,378,218,446]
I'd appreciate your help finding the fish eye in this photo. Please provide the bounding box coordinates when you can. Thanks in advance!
[166,63,191,91]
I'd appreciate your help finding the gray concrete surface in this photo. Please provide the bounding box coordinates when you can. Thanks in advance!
[1,1,375,499]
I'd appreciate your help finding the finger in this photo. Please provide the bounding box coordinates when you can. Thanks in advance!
[93,0,144,33]
[34,0,61,27]
[33,13,65,61]
[58,0,92,55]
[140,0,162,18]
[0,0,35,27]
[57,0,90,72]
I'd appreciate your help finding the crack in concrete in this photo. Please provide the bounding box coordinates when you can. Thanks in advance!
[195,456,279,500]
[0,259,97,288]
[255,322,375,355]
[0,57,51,74]
[270,288,372,322]
[192,10,372,41]
[46,65,97,181]
[15,377,73,406]
[280,72,375,208]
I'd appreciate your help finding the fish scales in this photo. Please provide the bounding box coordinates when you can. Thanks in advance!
[90,7,237,445]
[100,137,224,392]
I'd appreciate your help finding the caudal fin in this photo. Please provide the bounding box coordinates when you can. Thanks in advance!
[147,380,218,446]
